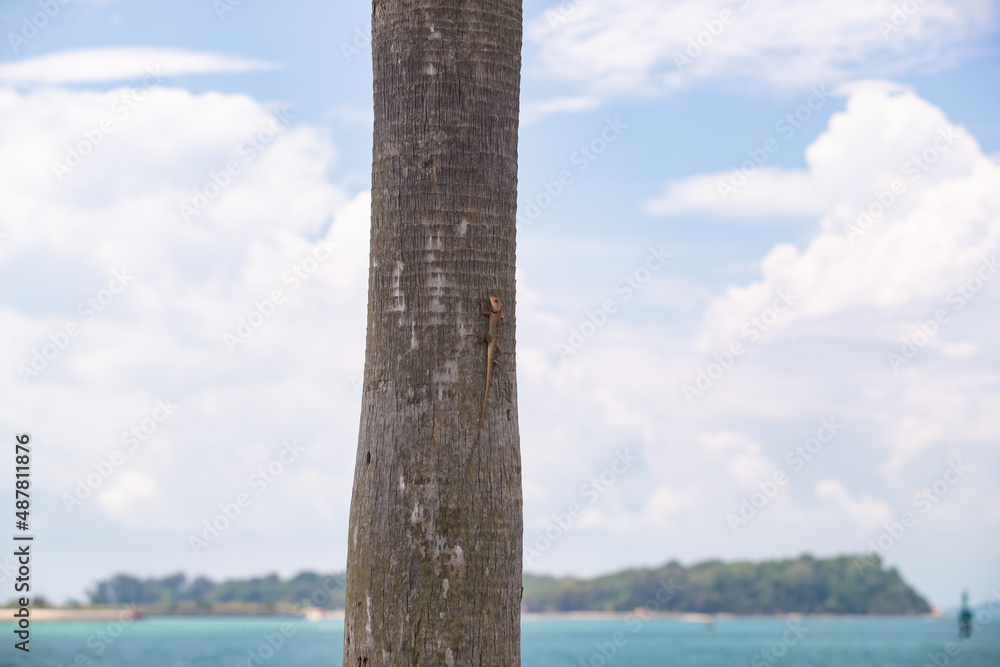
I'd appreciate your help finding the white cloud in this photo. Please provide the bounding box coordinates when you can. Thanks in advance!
[816,479,894,529]
[98,470,157,522]
[648,84,985,225]
[520,95,601,123]
[527,0,996,99]
[655,86,1000,484]
[0,81,367,593]
[568,484,694,531]
[700,431,775,490]
[0,48,277,85]
[642,485,695,525]
[686,87,1000,348]
[512,84,1000,594]
[646,169,826,220]
[942,341,979,359]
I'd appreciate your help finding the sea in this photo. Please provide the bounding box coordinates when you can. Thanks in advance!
[3,615,999,666]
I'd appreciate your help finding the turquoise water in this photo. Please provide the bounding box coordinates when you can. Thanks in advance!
[3,616,999,666]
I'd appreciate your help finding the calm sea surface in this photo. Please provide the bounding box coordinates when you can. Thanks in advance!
[3,615,998,666]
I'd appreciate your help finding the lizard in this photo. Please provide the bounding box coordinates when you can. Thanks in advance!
[472,296,504,450]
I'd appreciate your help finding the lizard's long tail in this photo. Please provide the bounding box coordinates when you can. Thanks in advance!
[473,377,491,449]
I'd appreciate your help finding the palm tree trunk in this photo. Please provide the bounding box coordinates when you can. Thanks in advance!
[343,0,523,665]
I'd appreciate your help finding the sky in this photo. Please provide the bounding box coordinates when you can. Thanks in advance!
[0,0,998,609]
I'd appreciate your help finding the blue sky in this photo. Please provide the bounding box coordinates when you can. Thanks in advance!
[1,0,998,608]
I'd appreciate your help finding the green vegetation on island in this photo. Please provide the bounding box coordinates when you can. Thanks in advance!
[85,571,345,614]
[522,554,931,615]
[66,554,928,616]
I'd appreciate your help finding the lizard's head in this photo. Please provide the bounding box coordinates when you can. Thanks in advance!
[489,296,503,312]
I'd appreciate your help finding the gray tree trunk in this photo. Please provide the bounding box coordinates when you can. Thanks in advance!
[343,0,523,665]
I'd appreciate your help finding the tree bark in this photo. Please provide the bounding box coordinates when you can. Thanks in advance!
[343,0,523,665]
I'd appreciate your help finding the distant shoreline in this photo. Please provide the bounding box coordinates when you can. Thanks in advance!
[12,607,945,623]
[68,554,935,618]
[522,610,944,621]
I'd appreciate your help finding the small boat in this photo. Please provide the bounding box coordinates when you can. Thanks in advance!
[958,591,972,638]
